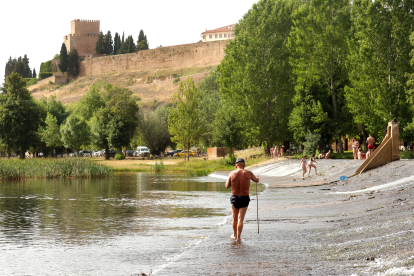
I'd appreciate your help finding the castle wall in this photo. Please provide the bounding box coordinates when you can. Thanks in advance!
[64,34,99,56]
[78,40,227,77]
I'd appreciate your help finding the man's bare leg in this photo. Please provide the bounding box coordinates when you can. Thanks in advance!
[231,205,239,239]
[234,205,248,241]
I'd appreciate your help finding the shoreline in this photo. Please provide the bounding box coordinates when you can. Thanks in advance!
[155,159,414,275]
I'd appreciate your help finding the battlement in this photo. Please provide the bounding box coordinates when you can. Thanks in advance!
[71,19,100,23]
[70,19,100,35]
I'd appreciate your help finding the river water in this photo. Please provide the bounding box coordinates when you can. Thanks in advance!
[0,172,265,275]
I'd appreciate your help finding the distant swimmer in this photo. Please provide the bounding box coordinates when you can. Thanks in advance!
[225,158,259,242]
[307,154,317,177]
[299,155,307,179]
[367,133,375,156]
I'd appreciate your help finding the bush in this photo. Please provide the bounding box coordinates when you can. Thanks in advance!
[303,131,321,156]
[220,153,237,166]
[115,153,126,160]
[40,61,52,73]
[400,150,413,159]
[173,77,180,84]
[24,78,38,86]
[152,161,165,172]
[39,72,53,80]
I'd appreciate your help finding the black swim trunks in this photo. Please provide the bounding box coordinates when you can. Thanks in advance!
[230,195,250,209]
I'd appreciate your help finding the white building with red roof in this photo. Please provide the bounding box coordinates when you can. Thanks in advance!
[201,24,236,42]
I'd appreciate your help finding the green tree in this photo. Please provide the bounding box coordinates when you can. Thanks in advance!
[113,32,120,55]
[136,106,173,154]
[218,0,297,152]
[89,84,139,158]
[38,95,68,126]
[60,114,90,155]
[127,35,136,53]
[95,31,104,54]
[72,84,106,120]
[104,31,113,55]
[67,49,79,76]
[32,68,37,78]
[346,0,414,136]
[213,102,245,156]
[14,60,26,78]
[168,78,203,161]
[0,73,42,158]
[4,56,17,80]
[137,29,149,51]
[288,0,352,153]
[22,55,31,78]
[197,72,221,146]
[288,80,335,151]
[39,113,62,157]
[59,43,68,73]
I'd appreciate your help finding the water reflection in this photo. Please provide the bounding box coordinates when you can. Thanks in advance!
[0,172,265,275]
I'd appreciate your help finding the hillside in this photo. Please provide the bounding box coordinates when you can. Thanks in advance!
[28,66,216,105]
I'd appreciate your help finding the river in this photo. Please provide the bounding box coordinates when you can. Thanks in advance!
[0,172,265,275]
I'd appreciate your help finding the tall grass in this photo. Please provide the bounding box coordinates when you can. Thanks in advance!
[0,158,113,180]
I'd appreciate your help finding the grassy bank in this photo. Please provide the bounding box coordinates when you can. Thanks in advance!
[0,158,113,180]
[95,154,269,174]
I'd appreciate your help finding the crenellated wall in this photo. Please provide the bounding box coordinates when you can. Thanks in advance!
[70,19,100,35]
[78,40,227,77]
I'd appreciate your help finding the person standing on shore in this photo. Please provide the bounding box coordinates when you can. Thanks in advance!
[299,155,307,179]
[367,133,375,156]
[307,154,317,177]
[352,137,359,160]
[325,150,331,159]
[225,158,259,242]
[270,146,274,159]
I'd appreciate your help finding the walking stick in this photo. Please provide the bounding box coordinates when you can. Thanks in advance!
[256,181,259,234]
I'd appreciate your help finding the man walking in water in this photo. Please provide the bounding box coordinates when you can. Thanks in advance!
[225,158,259,242]
[367,133,375,156]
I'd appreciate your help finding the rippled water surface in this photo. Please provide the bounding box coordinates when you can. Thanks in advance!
[0,172,264,275]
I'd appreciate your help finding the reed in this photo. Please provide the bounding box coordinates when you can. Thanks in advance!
[0,158,113,180]
[187,168,215,177]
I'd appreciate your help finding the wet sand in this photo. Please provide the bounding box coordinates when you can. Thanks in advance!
[155,159,414,275]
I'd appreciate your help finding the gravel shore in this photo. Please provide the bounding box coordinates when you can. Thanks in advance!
[156,159,414,275]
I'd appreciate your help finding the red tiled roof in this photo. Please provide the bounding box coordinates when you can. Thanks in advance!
[202,24,236,34]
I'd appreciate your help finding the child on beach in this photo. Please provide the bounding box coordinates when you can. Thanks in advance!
[299,155,307,179]
[357,148,365,160]
[318,151,325,159]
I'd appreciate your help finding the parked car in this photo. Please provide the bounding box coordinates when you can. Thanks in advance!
[123,150,135,157]
[101,149,117,158]
[177,150,196,157]
[166,149,183,156]
[134,146,151,158]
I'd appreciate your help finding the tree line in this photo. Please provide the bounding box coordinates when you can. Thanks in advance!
[95,29,149,55]
[0,73,139,159]
[4,55,36,80]
[203,0,414,155]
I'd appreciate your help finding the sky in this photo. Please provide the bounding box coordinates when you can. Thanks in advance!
[0,0,258,87]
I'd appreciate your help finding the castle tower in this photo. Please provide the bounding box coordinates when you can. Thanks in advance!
[63,19,100,57]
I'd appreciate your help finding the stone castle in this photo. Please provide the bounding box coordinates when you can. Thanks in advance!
[63,19,100,56]
[59,19,227,79]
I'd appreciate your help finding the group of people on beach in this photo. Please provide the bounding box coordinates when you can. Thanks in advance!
[270,145,284,159]
[352,133,377,160]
